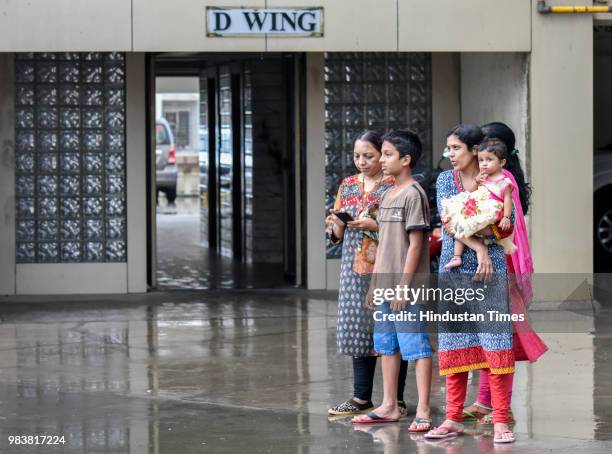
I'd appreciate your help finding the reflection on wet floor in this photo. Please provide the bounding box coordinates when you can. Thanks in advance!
[0,291,611,452]
[156,197,288,290]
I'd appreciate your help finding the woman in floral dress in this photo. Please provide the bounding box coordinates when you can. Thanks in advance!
[326,130,409,416]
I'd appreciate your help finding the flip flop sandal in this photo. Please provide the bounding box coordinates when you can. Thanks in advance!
[352,411,399,424]
[398,401,408,420]
[478,409,515,426]
[424,424,463,439]
[328,398,374,416]
[408,417,432,433]
[462,403,492,421]
[494,430,515,443]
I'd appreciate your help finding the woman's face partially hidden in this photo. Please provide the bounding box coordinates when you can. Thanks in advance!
[446,134,477,171]
[353,140,382,177]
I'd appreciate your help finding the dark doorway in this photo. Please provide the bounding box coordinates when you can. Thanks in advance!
[150,53,301,289]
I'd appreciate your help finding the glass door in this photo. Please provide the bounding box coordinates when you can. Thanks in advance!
[200,65,246,261]
[243,70,253,263]
[218,69,233,258]
[199,74,217,251]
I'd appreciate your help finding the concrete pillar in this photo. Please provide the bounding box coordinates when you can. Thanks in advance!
[530,1,593,298]
[0,54,15,295]
[305,53,326,289]
[126,53,148,292]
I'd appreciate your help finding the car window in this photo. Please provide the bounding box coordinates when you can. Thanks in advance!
[156,123,170,146]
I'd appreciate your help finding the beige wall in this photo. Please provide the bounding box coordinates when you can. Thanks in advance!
[133,0,266,52]
[0,1,530,52]
[399,0,531,52]
[460,53,529,172]
[0,1,131,51]
[266,0,396,52]
[16,264,128,294]
[140,0,530,52]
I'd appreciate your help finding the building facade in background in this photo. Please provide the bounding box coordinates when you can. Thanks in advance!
[0,1,601,300]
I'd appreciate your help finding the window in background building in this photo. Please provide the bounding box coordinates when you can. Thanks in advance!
[14,52,127,263]
[163,109,191,150]
[324,52,432,258]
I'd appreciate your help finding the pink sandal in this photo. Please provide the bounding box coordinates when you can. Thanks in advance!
[424,423,463,440]
[494,429,515,443]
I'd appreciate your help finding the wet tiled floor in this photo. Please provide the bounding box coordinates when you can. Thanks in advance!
[0,290,610,453]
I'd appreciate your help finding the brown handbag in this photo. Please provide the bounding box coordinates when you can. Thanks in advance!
[351,177,382,276]
[353,236,377,275]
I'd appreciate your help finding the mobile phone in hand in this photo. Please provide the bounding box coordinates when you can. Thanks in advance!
[334,211,354,225]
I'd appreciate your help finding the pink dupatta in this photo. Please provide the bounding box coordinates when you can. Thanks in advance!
[503,168,534,303]
[502,169,547,362]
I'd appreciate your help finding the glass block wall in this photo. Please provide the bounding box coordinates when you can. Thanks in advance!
[14,52,127,263]
[324,53,432,258]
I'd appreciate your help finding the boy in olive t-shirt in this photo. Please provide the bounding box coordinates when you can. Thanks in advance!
[352,129,432,432]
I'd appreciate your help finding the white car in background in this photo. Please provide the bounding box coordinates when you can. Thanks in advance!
[156,118,177,204]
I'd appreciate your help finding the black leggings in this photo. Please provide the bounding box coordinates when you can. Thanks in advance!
[353,356,408,402]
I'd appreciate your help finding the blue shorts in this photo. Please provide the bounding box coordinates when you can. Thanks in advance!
[373,302,433,361]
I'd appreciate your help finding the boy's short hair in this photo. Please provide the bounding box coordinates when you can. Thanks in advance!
[477,138,507,160]
[381,129,422,168]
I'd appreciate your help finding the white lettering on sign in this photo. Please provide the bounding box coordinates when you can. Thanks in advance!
[206,8,324,37]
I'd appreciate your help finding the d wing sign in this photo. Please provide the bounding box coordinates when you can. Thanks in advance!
[206,7,324,37]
